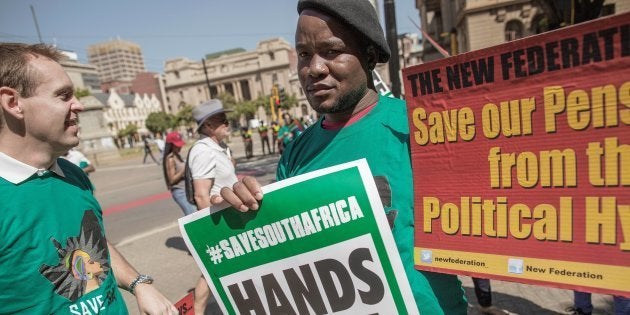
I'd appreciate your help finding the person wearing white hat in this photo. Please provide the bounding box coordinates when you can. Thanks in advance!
[187,98,238,314]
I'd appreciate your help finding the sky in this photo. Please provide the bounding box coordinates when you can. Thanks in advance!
[0,0,421,73]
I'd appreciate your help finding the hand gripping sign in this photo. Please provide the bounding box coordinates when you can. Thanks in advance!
[179,159,418,314]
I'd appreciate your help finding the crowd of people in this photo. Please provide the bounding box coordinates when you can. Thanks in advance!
[0,0,626,314]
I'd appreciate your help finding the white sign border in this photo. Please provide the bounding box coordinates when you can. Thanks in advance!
[178,158,418,314]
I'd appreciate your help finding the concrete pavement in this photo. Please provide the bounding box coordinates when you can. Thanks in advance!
[94,133,618,315]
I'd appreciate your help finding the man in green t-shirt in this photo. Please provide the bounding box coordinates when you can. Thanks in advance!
[0,43,177,314]
[213,0,468,313]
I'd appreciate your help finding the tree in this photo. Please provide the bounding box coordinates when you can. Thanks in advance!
[145,112,175,134]
[74,88,90,99]
[235,99,259,121]
[217,92,237,119]
[117,123,138,138]
[279,93,298,110]
[175,105,195,127]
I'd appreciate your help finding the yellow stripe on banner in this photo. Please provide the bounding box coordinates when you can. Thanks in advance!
[414,247,629,292]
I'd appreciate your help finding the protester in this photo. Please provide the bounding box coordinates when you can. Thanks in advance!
[0,42,177,314]
[213,1,468,313]
[271,121,279,154]
[276,113,295,154]
[187,99,239,314]
[241,126,253,159]
[142,136,159,165]
[162,131,196,216]
[63,147,95,175]
[567,291,630,315]
[154,133,165,161]
[472,278,508,315]
[257,120,271,155]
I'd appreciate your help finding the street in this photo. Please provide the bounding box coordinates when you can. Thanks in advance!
[92,136,279,314]
[90,136,618,315]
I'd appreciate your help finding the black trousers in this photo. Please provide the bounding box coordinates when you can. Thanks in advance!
[472,278,492,307]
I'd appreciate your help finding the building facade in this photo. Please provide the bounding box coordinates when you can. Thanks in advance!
[77,95,117,153]
[162,38,299,117]
[59,51,102,94]
[90,90,162,139]
[415,0,630,62]
[87,39,147,94]
[131,72,167,111]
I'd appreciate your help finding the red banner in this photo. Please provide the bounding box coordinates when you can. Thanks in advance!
[403,13,629,297]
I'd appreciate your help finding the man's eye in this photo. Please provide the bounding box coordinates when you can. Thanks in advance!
[298,51,310,58]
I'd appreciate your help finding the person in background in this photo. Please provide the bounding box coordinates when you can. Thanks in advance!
[0,42,177,314]
[271,121,280,154]
[63,147,95,175]
[567,291,630,315]
[276,113,294,154]
[188,99,239,314]
[213,1,468,313]
[258,120,271,155]
[472,278,508,315]
[241,126,253,159]
[162,131,196,216]
[142,136,159,165]
[154,133,165,161]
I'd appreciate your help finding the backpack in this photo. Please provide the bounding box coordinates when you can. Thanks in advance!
[184,141,206,206]
[184,156,196,206]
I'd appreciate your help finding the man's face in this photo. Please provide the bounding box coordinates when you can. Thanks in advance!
[295,9,369,114]
[18,56,84,155]
[203,113,230,140]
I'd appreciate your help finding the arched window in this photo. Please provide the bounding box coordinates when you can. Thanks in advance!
[505,20,524,41]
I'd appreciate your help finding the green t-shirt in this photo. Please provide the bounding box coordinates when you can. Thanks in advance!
[0,157,127,314]
[277,95,467,314]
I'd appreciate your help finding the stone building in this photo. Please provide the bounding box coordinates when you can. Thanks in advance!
[76,95,116,153]
[90,89,162,139]
[87,39,147,94]
[162,38,315,122]
[59,51,101,94]
[415,0,630,61]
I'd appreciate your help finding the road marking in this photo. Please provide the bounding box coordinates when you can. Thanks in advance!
[116,221,179,247]
[96,178,163,197]
[97,164,157,172]
[103,191,171,216]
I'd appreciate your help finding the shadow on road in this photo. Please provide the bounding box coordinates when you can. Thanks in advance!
[464,286,567,315]
[165,236,190,254]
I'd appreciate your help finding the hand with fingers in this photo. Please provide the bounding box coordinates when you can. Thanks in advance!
[211,176,264,212]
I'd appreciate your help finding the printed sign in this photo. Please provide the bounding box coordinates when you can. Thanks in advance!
[179,159,418,314]
[403,13,629,297]
[175,292,194,315]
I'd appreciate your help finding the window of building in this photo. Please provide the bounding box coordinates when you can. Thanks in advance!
[224,83,234,96]
[272,73,278,83]
[601,4,615,16]
[240,80,251,101]
[505,20,524,41]
[174,71,180,79]
[269,52,275,61]
[301,104,309,117]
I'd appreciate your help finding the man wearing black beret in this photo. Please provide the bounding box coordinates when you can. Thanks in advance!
[217,0,468,313]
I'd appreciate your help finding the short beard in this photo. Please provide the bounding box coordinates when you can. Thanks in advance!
[312,84,367,114]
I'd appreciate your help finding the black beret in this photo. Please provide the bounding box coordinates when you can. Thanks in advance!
[297,0,391,63]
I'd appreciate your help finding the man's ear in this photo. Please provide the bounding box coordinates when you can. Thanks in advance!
[0,87,23,119]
